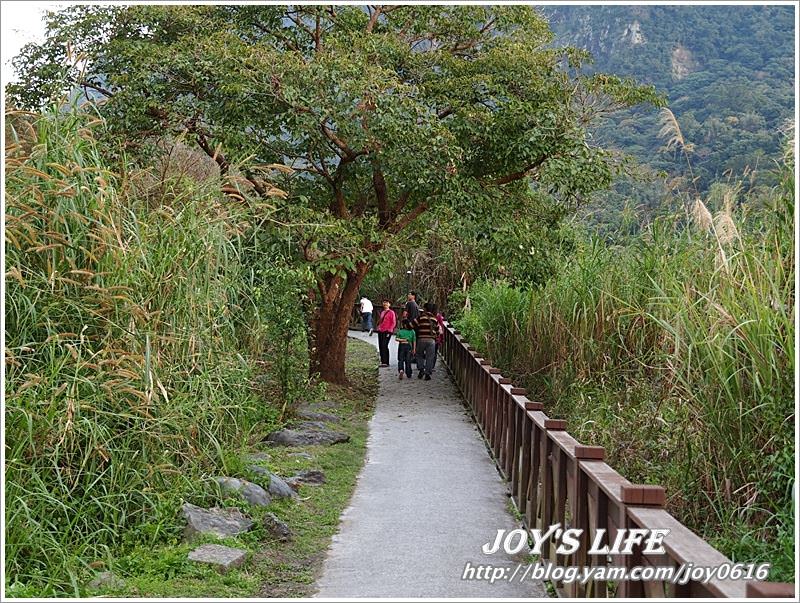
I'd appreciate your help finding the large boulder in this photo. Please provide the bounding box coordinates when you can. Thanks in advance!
[214,477,271,507]
[182,503,253,540]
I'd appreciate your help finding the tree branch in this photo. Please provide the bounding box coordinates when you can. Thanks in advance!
[329,156,353,219]
[311,152,335,185]
[391,190,411,218]
[387,203,428,234]
[320,119,362,160]
[80,79,114,98]
[372,161,390,226]
[489,156,548,186]
[286,10,317,47]
[195,131,230,175]
[366,6,383,33]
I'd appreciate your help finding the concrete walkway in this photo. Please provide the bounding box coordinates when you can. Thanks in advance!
[315,330,546,598]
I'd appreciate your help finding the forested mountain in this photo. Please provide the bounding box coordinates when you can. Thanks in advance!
[542,5,795,231]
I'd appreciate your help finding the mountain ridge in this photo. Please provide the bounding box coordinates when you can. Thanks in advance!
[542,5,795,193]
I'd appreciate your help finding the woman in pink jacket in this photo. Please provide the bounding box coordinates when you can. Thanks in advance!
[376,299,397,367]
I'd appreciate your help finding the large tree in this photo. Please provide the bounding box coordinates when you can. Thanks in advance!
[9,5,661,383]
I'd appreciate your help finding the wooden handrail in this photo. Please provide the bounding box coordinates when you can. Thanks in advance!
[440,322,794,599]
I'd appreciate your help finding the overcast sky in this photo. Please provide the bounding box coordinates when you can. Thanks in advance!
[1,2,63,84]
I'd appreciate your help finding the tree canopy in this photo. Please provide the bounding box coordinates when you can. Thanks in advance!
[9,4,662,382]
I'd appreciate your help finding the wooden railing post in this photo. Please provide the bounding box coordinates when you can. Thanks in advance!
[527,414,543,530]
[517,408,533,514]
[507,388,526,479]
[617,484,666,598]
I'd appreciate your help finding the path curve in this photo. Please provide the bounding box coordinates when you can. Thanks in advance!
[314,330,546,598]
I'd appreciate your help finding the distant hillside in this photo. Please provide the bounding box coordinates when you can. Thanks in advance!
[543,5,794,197]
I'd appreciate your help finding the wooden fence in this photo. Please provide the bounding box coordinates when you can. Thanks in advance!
[440,322,795,599]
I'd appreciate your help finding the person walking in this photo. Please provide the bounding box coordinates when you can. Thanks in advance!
[404,291,419,321]
[396,315,416,380]
[411,302,439,381]
[431,304,445,371]
[405,291,420,363]
[359,295,374,334]
[376,299,396,367]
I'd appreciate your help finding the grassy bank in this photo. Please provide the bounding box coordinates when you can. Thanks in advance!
[453,177,794,580]
[84,338,377,598]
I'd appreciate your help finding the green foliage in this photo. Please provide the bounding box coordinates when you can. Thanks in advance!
[6,5,662,379]
[363,191,579,310]
[3,106,301,595]
[252,262,323,419]
[455,164,795,579]
[453,280,529,366]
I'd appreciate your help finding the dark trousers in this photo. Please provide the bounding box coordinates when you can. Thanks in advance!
[378,332,392,365]
[397,343,414,376]
[416,339,436,376]
[361,312,373,332]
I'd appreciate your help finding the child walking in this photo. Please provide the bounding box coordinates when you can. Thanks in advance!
[395,316,416,380]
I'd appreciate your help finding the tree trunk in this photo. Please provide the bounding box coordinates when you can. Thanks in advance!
[309,262,370,384]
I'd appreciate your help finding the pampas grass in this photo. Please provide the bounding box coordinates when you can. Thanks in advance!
[4,105,280,595]
[659,107,699,196]
[691,197,714,232]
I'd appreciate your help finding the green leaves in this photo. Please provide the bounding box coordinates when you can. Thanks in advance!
[7,4,662,338]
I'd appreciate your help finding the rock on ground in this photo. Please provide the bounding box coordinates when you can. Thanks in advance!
[286,469,326,490]
[248,464,270,477]
[188,544,247,573]
[263,512,292,542]
[246,466,297,499]
[182,503,254,540]
[215,476,271,507]
[245,452,271,462]
[296,409,341,423]
[88,571,124,590]
[266,472,298,499]
[265,426,350,447]
[302,400,338,412]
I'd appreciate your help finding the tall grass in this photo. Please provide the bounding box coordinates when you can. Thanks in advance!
[454,169,794,579]
[4,106,283,595]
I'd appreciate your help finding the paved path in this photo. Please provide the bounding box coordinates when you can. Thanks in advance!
[315,330,546,598]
